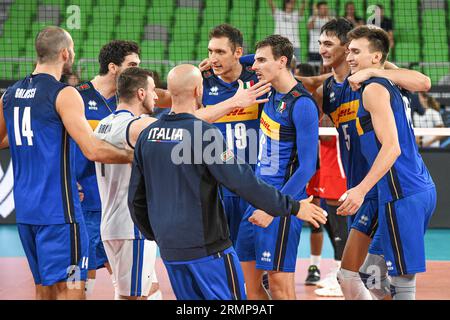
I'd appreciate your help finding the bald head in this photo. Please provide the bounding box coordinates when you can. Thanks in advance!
[167,64,203,98]
[35,26,73,63]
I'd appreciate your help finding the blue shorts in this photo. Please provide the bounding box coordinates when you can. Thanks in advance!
[222,196,249,246]
[369,187,436,276]
[236,206,303,272]
[163,247,246,300]
[83,209,108,270]
[349,198,383,255]
[18,222,89,286]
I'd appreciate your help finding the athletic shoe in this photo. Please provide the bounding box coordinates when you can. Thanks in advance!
[316,270,338,288]
[305,265,321,285]
[314,284,344,297]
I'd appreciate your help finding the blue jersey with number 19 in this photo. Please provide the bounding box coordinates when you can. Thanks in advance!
[2,73,83,225]
[202,66,261,197]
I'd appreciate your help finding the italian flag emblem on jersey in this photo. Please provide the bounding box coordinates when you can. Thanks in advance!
[244,80,254,89]
[277,101,287,113]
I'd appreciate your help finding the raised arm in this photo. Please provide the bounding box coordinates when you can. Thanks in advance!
[337,83,401,215]
[194,80,271,123]
[348,67,431,92]
[296,73,331,93]
[56,86,132,163]
[268,0,276,15]
[299,0,306,16]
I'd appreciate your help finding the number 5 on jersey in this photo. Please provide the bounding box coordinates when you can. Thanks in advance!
[14,106,34,146]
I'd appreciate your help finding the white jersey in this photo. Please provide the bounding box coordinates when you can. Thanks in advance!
[94,110,142,240]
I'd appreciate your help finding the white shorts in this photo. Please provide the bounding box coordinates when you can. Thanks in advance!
[103,239,157,297]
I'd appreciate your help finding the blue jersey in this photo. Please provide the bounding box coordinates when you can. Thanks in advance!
[257,82,318,200]
[322,76,377,200]
[2,73,82,225]
[72,82,117,211]
[202,65,261,196]
[357,77,435,203]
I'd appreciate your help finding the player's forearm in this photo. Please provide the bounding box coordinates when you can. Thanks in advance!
[194,102,235,123]
[358,142,401,195]
[280,139,318,198]
[209,161,299,217]
[296,73,331,93]
[85,135,133,164]
[375,68,431,92]
[155,88,172,107]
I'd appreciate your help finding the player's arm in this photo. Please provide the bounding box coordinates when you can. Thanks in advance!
[154,88,172,107]
[205,125,326,225]
[296,73,331,93]
[194,80,271,123]
[268,0,276,14]
[0,93,7,148]
[348,66,431,92]
[337,83,401,215]
[128,145,155,241]
[279,97,319,199]
[126,116,158,148]
[299,0,306,16]
[56,86,132,163]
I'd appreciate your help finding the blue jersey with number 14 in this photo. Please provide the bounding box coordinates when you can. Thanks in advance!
[2,73,83,225]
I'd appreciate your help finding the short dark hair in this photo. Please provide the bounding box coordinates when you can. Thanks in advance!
[35,26,72,63]
[282,0,293,11]
[117,67,153,101]
[209,24,243,52]
[320,18,355,45]
[255,35,294,68]
[348,25,390,63]
[296,63,317,77]
[98,40,140,75]
[317,1,328,8]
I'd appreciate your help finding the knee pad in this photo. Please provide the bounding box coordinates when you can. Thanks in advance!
[337,268,372,300]
[359,254,390,300]
[390,275,416,300]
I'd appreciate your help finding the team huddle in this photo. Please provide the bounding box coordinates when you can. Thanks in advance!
[0,20,436,301]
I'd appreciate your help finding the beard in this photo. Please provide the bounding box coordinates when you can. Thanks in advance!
[62,50,74,75]
[142,96,154,115]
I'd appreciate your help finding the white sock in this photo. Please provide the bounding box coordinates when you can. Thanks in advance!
[310,255,321,268]
[85,279,95,296]
[147,289,162,300]
[151,272,158,283]
[337,268,372,300]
